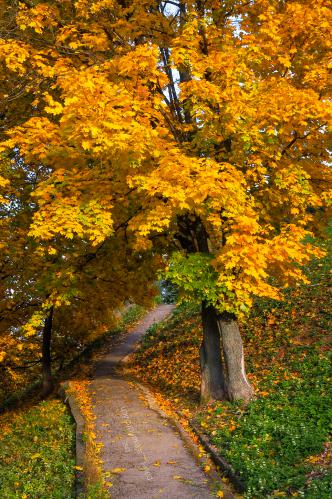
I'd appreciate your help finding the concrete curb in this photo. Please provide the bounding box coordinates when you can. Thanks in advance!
[58,382,86,497]
[189,421,246,493]
[133,381,236,499]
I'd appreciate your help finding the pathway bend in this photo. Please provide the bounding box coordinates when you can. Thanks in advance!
[89,305,217,498]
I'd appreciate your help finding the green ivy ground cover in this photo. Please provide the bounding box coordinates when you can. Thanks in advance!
[0,400,75,498]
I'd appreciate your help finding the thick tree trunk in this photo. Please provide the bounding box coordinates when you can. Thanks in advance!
[41,307,54,398]
[217,312,254,402]
[174,214,252,402]
[200,302,226,403]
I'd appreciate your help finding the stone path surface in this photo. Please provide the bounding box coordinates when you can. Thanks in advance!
[89,305,215,498]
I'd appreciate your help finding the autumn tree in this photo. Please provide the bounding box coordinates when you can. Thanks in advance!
[0,0,331,402]
[0,154,159,399]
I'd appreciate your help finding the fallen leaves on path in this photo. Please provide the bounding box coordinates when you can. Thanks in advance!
[67,380,106,491]
[110,467,126,474]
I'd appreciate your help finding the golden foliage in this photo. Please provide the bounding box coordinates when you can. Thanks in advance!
[0,0,331,331]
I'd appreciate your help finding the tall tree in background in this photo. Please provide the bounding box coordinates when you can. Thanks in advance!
[0,170,159,400]
[0,153,158,399]
[0,0,331,402]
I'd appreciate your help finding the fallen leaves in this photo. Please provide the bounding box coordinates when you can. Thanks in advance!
[67,381,105,487]
[110,467,126,474]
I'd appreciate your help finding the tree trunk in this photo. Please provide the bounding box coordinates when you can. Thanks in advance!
[200,302,226,403]
[41,307,54,398]
[217,312,254,402]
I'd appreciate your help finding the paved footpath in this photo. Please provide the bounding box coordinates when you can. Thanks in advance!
[89,305,216,498]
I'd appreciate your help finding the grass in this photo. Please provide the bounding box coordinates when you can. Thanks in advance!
[127,236,332,497]
[0,400,75,498]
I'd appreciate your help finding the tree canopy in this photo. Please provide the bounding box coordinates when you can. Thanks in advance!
[0,0,331,401]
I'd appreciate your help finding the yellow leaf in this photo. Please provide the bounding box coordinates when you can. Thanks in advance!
[111,467,126,474]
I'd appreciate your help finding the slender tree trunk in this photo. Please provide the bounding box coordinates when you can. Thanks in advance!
[217,312,254,402]
[200,302,226,403]
[41,307,54,398]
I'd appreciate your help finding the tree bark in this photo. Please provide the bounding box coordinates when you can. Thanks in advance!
[41,307,54,398]
[200,302,226,403]
[217,312,254,402]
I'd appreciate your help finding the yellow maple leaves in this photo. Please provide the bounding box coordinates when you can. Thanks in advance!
[16,2,59,34]
[0,0,330,323]
[44,94,63,116]
[29,196,114,245]
[0,39,30,75]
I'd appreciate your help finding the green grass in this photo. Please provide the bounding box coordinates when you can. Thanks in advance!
[202,350,331,497]
[117,304,147,329]
[0,400,75,498]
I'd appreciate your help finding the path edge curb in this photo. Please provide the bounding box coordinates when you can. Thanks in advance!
[58,381,86,498]
[189,421,246,493]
